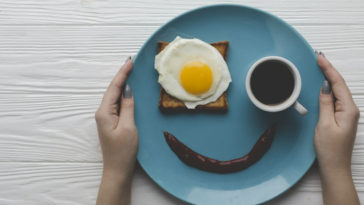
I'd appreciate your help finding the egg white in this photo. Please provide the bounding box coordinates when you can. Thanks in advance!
[155,36,232,109]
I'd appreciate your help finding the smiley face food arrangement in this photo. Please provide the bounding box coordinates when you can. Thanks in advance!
[154,36,277,174]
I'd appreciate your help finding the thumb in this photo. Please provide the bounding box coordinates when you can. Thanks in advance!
[119,84,135,126]
[318,80,335,124]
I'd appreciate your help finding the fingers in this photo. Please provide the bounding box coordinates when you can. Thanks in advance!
[99,58,133,111]
[118,84,135,127]
[317,54,354,105]
[318,81,335,124]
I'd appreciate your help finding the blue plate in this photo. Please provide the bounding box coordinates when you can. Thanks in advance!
[130,4,324,205]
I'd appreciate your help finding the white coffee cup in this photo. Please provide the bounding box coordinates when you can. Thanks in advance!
[245,56,308,115]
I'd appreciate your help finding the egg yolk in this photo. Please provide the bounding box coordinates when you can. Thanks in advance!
[180,62,213,95]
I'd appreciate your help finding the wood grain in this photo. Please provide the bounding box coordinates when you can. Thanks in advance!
[0,0,363,25]
[0,25,364,62]
[0,0,364,204]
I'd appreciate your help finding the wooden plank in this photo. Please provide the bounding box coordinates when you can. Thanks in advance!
[0,0,363,25]
[0,25,155,64]
[0,25,363,67]
[0,162,362,205]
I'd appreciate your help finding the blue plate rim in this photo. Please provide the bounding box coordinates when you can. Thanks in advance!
[133,3,317,204]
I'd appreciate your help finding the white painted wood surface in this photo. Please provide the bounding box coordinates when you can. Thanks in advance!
[0,0,363,204]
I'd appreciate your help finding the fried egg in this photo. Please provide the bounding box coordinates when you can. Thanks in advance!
[155,36,232,109]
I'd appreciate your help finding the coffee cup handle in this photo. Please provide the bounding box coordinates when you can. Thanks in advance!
[293,101,308,115]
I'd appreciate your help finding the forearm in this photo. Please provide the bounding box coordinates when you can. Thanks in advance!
[96,169,133,205]
[319,166,360,205]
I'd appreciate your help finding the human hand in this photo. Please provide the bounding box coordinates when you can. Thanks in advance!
[314,53,360,172]
[95,58,138,177]
[314,52,360,205]
[95,57,138,205]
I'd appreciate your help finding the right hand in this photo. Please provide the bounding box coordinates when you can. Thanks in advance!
[314,54,360,172]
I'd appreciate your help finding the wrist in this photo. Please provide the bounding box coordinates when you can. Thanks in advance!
[318,162,360,205]
[102,166,133,187]
[102,158,136,179]
[97,166,133,205]
[317,155,352,175]
[319,163,353,184]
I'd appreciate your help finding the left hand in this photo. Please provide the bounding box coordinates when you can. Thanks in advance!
[95,58,138,177]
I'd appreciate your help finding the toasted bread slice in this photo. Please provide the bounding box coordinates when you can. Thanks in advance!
[157,41,229,112]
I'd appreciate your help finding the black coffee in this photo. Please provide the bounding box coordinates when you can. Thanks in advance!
[250,60,294,105]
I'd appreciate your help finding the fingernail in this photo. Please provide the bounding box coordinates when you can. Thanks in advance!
[322,80,331,94]
[123,84,132,98]
[319,51,325,57]
[124,56,131,63]
[314,50,325,58]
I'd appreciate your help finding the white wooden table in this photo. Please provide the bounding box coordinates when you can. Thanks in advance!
[0,0,363,204]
